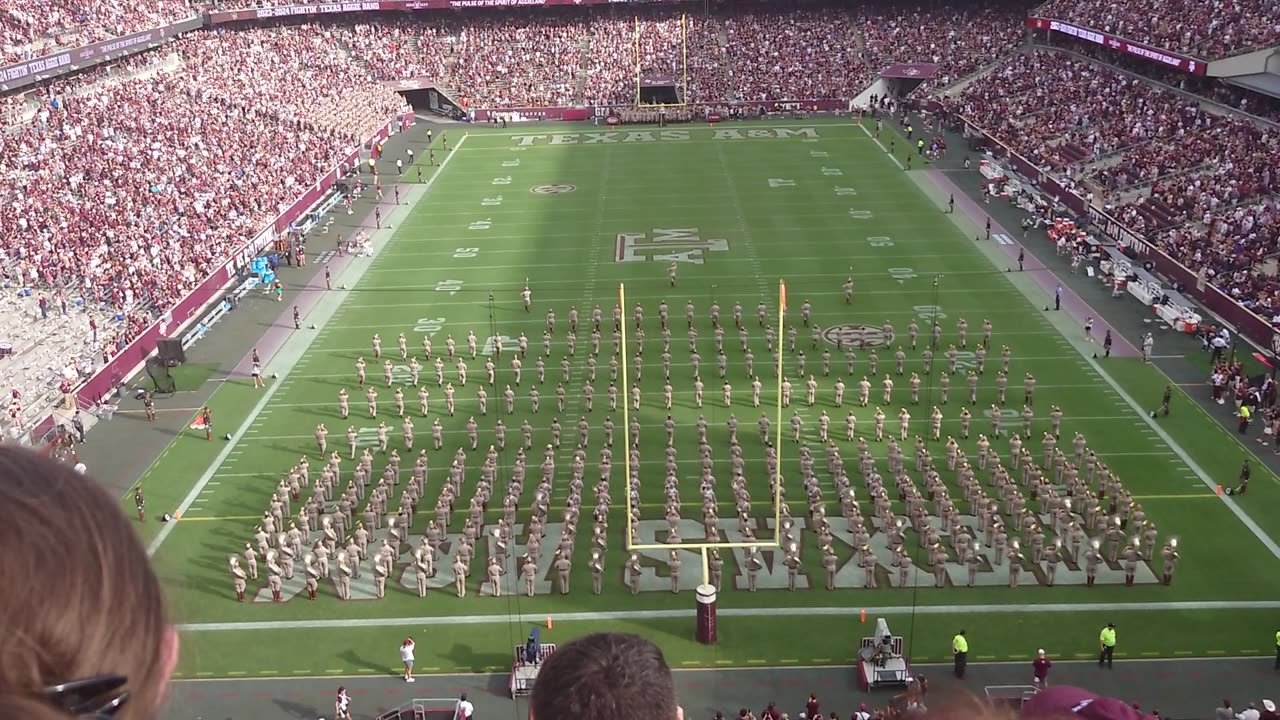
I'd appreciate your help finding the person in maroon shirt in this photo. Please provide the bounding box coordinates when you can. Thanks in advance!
[1032,648,1052,687]
[806,694,820,719]
[761,703,780,720]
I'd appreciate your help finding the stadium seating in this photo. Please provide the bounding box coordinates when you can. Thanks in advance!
[6,2,1279,434]
[0,0,197,64]
[0,27,408,431]
[951,48,1280,324]
[1047,38,1280,124]
[859,3,1026,92]
[1034,0,1280,60]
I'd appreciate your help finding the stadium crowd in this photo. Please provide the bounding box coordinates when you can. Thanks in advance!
[0,26,407,430]
[0,0,197,64]
[950,51,1200,172]
[5,1,1280,431]
[1044,36,1280,124]
[951,48,1279,319]
[859,3,1026,92]
[1034,0,1280,60]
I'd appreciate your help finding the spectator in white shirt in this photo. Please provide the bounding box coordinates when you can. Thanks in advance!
[400,637,416,683]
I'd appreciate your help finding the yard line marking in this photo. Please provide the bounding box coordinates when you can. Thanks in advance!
[176,599,1280,632]
[859,123,905,170]
[145,134,472,558]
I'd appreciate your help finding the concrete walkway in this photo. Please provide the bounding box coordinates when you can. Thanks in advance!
[166,658,1280,719]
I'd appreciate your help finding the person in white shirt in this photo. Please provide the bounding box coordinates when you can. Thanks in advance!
[401,637,416,682]
[1237,702,1261,720]
[335,686,352,720]
[458,692,475,719]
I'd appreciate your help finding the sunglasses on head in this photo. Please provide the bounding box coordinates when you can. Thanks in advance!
[45,675,129,718]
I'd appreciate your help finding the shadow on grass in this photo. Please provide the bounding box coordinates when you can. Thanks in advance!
[339,649,392,676]
[445,642,508,673]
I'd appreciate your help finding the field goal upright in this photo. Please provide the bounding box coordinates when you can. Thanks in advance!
[633,14,691,107]
[614,278,783,586]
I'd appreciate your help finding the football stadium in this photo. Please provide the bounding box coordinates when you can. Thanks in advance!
[4,0,1280,718]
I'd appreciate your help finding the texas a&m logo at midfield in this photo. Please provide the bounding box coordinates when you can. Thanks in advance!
[616,228,729,265]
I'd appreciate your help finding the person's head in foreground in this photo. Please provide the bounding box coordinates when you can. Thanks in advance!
[530,632,681,720]
[1021,686,1158,720]
[0,447,177,719]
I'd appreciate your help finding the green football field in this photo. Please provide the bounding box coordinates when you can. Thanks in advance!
[134,119,1280,680]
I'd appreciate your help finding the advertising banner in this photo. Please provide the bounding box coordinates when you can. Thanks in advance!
[0,17,202,91]
[1026,17,1208,75]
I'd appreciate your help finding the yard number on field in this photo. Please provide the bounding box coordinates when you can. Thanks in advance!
[835,187,858,196]
[453,248,479,258]
[768,178,796,188]
[849,209,873,220]
[912,305,945,320]
[414,317,446,334]
[889,267,917,283]
[469,220,492,230]
[435,280,464,296]
[867,236,893,247]
[482,196,503,207]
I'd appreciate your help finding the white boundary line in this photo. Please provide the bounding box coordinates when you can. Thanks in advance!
[145,136,471,557]
[859,123,905,170]
[176,599,1280,632]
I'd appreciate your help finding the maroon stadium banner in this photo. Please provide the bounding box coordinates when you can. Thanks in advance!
[0,17,202,91]
[210,0,681,24]
[1026,17,1209,76]
[879,63,939,80]
[955,111,1275,349]
[71,113,410,414]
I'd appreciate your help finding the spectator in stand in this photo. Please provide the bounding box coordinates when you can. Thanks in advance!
[1036,0,1280,60]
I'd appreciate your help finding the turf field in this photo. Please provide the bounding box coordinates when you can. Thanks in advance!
[135,119,1280,680]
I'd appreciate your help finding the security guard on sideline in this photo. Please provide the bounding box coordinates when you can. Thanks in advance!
[1098,623,1117,668]
[952,629,969,678]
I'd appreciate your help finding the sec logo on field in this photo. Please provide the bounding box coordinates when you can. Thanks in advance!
[531,184,576,194]
[821,324,894,349]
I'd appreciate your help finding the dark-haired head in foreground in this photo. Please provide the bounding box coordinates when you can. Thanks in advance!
[0,447,177,719]
[530,633,682,720]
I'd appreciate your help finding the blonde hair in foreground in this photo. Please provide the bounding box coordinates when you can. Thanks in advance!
[0,446,171,720]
